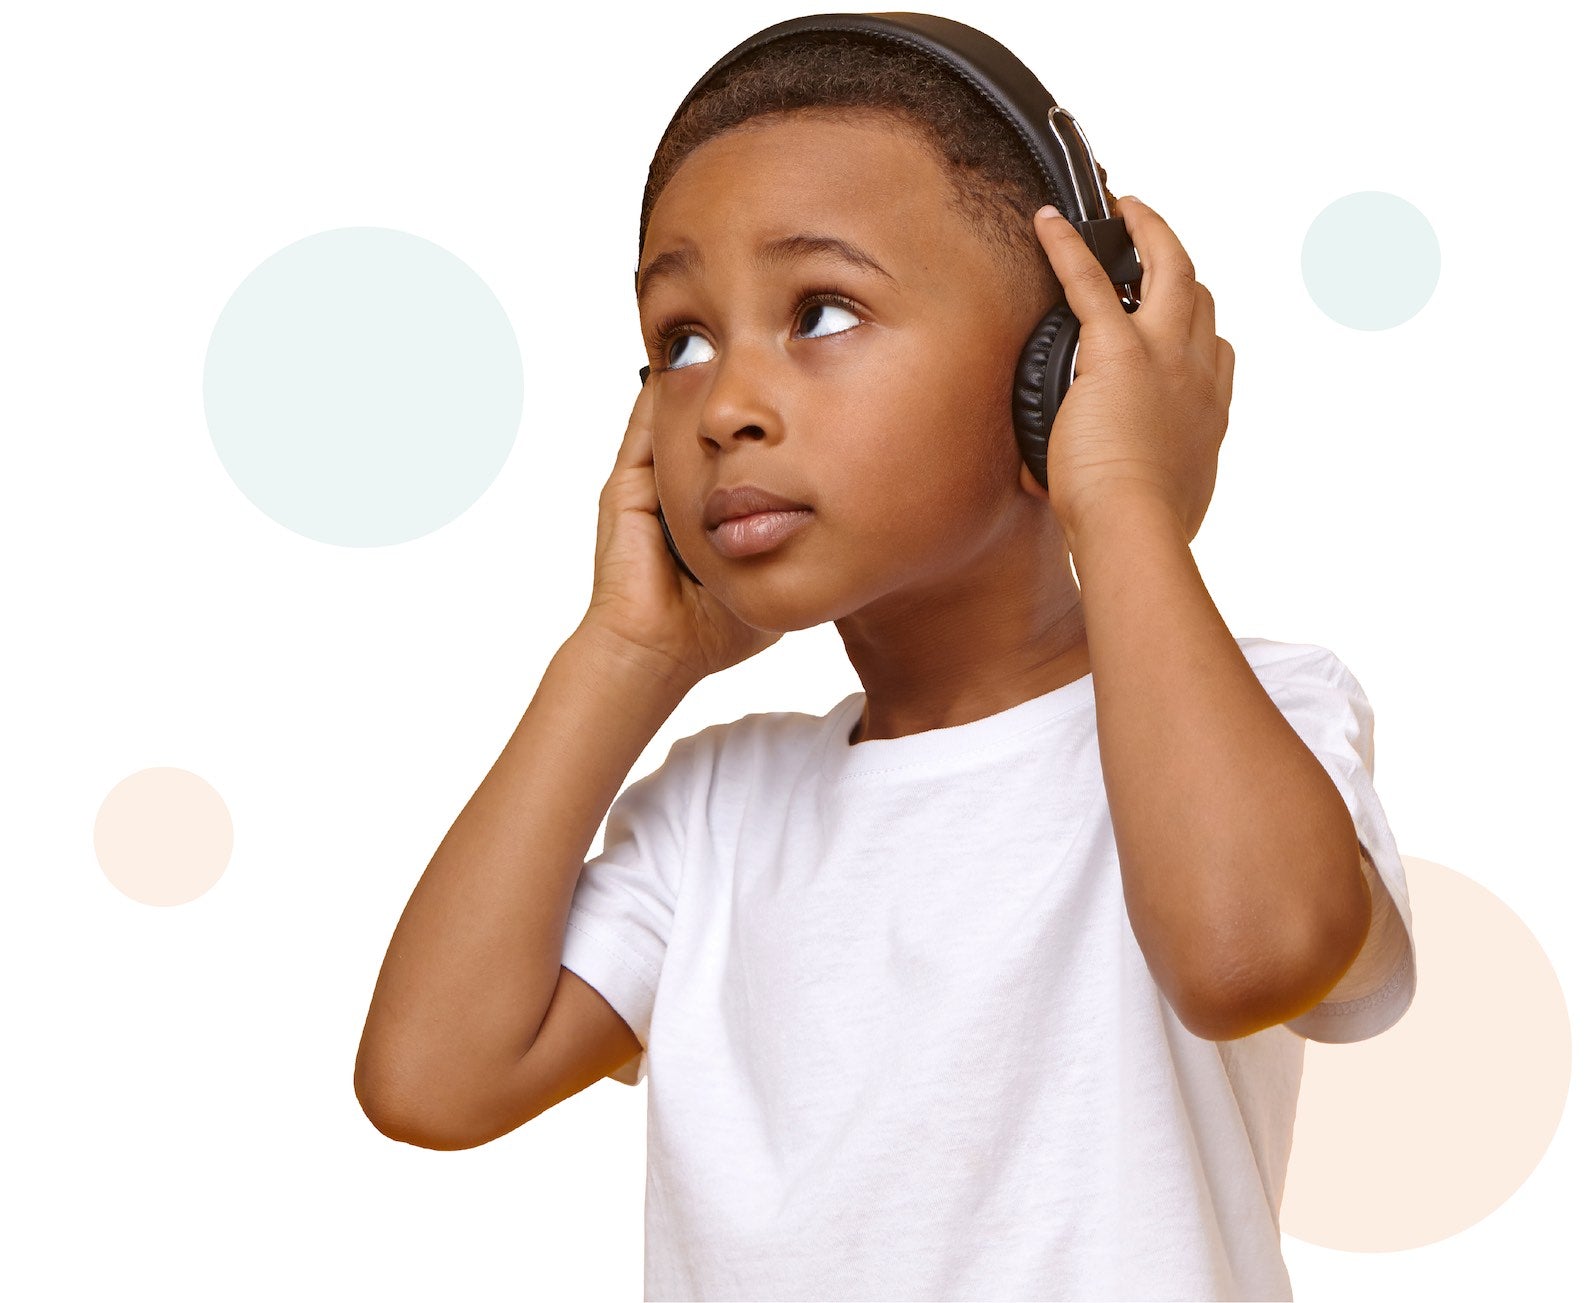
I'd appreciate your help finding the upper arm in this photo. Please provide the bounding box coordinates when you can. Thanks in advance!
[1237,642,1418,1043]
[376,966,643,1151]
[484,966,643,1138]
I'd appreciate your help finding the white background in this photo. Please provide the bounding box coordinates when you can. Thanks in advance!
[3,0,1586,1298]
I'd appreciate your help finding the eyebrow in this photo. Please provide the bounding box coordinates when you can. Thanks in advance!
[636,232,898,305]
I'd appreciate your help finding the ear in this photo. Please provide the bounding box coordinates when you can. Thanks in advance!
[1018,460,1049,502]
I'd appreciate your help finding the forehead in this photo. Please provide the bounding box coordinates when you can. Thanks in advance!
[640,114,963,285]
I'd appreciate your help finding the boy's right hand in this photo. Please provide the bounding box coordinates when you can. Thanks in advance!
[580,377,783,687]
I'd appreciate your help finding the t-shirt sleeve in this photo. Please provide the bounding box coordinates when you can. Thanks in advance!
[558,733,699,1086]
[1243,641,1418,1043]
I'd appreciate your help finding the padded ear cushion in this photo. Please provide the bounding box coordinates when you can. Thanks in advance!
[1011,303,1080,492]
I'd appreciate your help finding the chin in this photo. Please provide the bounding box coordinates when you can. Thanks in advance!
[709,569,841,636]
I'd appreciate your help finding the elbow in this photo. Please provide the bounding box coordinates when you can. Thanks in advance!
[352,1043,417,1143]
[1184,936,1375,1044]
[353,1055,493,1152]
[1173,975,1306,1042]
[1178,865,1374,1043]
[356,1085,493,1151]
[353,1070,423,1146]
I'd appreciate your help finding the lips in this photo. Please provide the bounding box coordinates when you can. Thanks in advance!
[703,483,812,530]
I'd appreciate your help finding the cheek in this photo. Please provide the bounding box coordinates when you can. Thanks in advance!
[840,421,993,550]
[832,356,1004,492]
[649,434,694,527]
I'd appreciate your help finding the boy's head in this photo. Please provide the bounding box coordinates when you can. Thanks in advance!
[636,31,1115,640]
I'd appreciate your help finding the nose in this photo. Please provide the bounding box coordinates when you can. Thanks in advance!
[696,345,782,453]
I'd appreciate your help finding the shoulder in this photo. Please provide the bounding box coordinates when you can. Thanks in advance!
[1236,637,1379,774]
[1236,636,1350,679]
[1236,636,1370,701]
[649,705,839,792]
[696,706,838,776]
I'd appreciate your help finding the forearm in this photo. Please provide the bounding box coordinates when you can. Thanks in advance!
[354,623,694,1135]
[1063,493,1371,1038]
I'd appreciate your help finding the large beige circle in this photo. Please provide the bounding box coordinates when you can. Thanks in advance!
[93,767,234,905]
[1283,857,1571,1249]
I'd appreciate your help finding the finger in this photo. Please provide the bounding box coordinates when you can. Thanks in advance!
[1190,280,1217,367]
[1216,337,1235,414]
[613,372,658,472]
[598,379,662,573]
[1033,205,1135,333]
[1116,196,1198,330]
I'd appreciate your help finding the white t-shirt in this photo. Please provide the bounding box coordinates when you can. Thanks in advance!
[559,637,1416,1302]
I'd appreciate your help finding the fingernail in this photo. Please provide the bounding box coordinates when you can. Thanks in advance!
[1036,203,1060,220]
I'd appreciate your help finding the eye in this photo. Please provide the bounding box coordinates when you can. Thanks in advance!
[794,297,862,340]
[646,289,865,373]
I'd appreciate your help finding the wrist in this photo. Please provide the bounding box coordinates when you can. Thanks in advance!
[570,619,701,696]
[1060,487,1185,555]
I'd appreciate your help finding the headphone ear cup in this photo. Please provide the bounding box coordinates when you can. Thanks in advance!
[656,506,703,586]
[1011,303,1081,493]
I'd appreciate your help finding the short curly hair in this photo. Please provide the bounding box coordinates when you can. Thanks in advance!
[638,30,1118,317]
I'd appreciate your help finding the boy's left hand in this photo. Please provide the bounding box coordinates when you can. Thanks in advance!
[1020,196,1235,546]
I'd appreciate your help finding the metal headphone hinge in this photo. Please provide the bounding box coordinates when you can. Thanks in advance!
[1046,105,1141,312]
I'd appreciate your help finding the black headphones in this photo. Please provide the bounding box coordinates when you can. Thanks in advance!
[634,11,1144,586]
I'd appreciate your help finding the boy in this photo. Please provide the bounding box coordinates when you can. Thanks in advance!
[355,20,1417,1302]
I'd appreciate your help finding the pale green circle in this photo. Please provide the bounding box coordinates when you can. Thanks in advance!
[1301,192,1440,330]
[204,227,523,546]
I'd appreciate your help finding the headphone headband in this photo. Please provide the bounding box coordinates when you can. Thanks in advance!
[636,11,1142,297]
